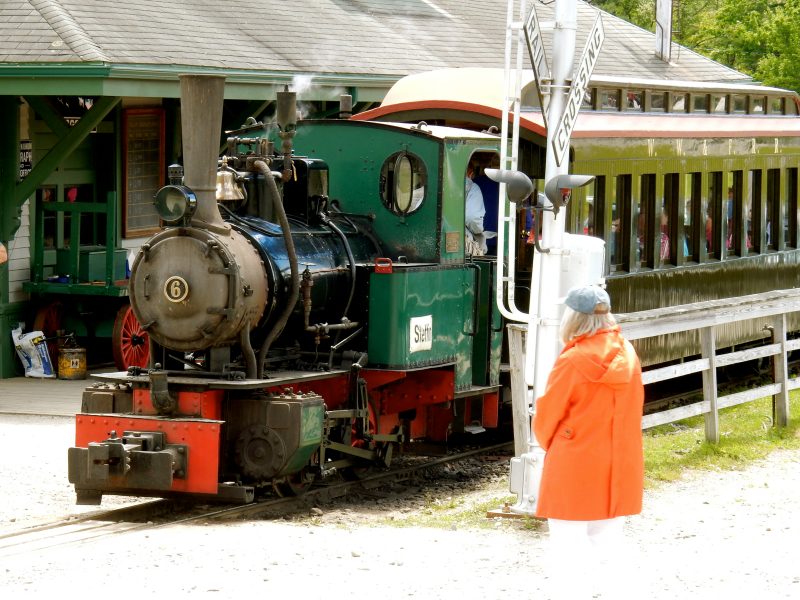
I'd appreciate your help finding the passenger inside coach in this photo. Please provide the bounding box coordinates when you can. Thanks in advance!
[472,156,500,254]
[659,209,670,263]
[465,157,498,256]
[465,161,486,256]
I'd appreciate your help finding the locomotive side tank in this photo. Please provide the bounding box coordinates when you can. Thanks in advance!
[67,75,506,504]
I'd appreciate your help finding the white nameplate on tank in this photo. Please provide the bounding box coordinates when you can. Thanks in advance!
[409,315,433,353]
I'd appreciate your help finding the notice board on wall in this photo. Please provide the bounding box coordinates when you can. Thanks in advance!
[123,108,165,237]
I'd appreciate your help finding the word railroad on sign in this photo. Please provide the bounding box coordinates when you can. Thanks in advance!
[524,6,551,127]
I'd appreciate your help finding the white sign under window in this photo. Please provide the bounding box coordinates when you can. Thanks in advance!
[409,315,433,353]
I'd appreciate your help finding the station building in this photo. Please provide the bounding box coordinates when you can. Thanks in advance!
[0,0,751,377]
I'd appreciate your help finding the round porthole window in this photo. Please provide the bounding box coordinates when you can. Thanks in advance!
[380,152,427,216]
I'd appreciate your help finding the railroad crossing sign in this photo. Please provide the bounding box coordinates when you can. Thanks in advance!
[552,13,604,166]
[524,6,551,127]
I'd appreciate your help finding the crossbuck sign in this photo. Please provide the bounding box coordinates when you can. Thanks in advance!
[552,13,604,166]
[524,6,551,127]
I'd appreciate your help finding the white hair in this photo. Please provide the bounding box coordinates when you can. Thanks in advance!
[559,305,617,345]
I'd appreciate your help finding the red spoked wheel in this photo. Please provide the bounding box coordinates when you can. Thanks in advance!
[32,301,64,367]
[112,303,150,370]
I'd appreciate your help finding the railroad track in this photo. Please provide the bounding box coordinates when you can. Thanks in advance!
[200,441,513,521]
[0,499,185,558]
[0,442,513,556]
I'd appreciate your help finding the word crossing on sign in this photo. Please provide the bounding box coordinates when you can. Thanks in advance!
[552,13,604,167]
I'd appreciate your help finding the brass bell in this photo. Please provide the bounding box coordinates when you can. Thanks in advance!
[216,158,245,202]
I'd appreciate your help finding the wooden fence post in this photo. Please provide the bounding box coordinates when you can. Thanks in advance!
[773,314,790,427]
[507,324,530,457]
[701,326,719,443]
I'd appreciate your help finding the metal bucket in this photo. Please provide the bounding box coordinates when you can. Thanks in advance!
[58,346,87,380]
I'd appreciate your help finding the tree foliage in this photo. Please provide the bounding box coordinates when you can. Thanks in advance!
[591,0,654,30]
[755,0,800,91]
[591,0,800,92]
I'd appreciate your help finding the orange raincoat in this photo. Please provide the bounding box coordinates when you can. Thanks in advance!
[534,326,644,520]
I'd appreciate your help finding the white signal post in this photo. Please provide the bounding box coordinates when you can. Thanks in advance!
[532,8,604,395]
[502,0,604,515]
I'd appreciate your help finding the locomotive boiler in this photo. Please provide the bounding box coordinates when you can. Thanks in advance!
[67,75,505,504]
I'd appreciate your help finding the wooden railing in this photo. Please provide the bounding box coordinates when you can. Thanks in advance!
[617,288,800,441]
[507,288,800,454]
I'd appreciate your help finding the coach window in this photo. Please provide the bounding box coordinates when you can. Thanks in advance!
[581,89,595,110]
[745,169,763,254]
[590,176,605,242]
[767,169,781,250]
[706,172,723,260]
[692,94,709,113]
[379,151,427,216]
[725,172,743,257]
[611,175,629,272]
[786,168,799,248]
[670,92,688,113]
[648,91,666,112]
[637,174,656,269]
[571,185,596,237]
[684,173,702,262]
[661,173,679,267]
[625,90,643,111]
[769,97,785,115]
[750,97,766,114]
[599,89,620,111]
[711,95,727,114]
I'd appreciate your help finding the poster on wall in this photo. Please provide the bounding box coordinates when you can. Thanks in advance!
[19,140,31,179]
[123,108,165,237]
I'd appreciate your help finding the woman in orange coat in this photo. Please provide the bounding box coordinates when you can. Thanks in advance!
[533,285,644,599]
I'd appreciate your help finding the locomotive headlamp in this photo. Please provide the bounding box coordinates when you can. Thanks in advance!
[154,185,197,225]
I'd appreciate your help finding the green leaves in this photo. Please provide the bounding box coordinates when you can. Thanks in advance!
[595,0,800,93]
[754,0,800,90]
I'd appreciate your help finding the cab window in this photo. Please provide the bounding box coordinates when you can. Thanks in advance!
[379,152,427,216]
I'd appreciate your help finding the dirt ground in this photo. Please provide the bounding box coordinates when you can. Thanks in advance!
[1,414,799,599]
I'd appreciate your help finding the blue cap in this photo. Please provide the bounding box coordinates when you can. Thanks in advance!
[565,286,611,314]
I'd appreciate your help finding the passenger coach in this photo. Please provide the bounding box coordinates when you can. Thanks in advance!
[355,68,800,365]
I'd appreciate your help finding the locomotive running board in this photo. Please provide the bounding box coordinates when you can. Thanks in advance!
[72,484,255,505]
[452,384,501,399]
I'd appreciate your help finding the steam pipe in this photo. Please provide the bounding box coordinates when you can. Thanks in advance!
[254,160,300,378]
[276,86,297,183]
[319,212,357,321]
[240,320,256,379]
